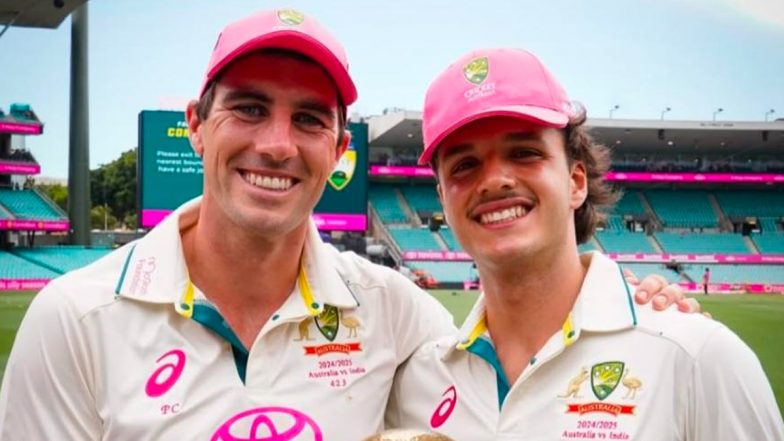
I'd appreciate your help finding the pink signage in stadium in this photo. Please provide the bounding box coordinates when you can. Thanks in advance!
[605,172,784,183]
[0,160,40,175]
[0,279,50,291]
[369,166,784,183]
[142,209,366,231]
[0,121,43,135]
[404,250,784,264]
[0,219,69,231]
[312,214,367,231]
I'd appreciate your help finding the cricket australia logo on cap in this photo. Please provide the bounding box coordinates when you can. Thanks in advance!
[277,9,305,26]
[462,57,496,102]
[328,142,357,191]
[463,57,489,85]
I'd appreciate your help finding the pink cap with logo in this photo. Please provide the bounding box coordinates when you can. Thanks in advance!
[199,9,357,105]
[419,48,573,165]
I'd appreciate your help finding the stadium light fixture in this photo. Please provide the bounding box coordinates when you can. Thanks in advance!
[765,109,775,122]
[712,108,724,121]
[660,107,671,120]
[609,104,620,119]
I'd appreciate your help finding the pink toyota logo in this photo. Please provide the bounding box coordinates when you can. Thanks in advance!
[212,407,322,441]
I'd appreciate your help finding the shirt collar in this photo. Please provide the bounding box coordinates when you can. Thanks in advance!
[115,197,359,314]
[443,251,637,359]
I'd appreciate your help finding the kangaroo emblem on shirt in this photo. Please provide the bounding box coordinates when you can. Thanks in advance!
[558,366,590,399]
[294,318,314,341]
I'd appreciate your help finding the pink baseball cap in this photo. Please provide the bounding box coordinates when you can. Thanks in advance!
[419,48,573,165]
[199,9,357,105]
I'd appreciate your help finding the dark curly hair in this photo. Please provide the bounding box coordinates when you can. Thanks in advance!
[563,104,619,244]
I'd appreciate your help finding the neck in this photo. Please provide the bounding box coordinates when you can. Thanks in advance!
[181,199,309,345]
[480,247,588,385]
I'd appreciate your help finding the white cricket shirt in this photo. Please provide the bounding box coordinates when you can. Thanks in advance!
[0,197,456,440]
[387,252,784,440]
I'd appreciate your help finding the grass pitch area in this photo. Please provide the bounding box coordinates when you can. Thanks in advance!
[1,290,782,414]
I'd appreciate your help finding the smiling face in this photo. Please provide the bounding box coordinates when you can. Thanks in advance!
[186,51,349,240]
[434,116,587,267]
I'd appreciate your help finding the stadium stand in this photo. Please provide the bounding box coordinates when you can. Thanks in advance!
[439,228,463,251]
[655,232,751,254]
[13,246,111,274]
[759,217,782,233]
[617,262,681,283]
[613,191,647,216]
[753,233,784,254]
[645,190,717,228]
[0,250,60,279]
[595,230,656,253]
[714,190,784,219]
[388,227,443,251]
[368,185,407,223]
[400,185,442,215]
[0,189,66,220]
[682,264,784,284]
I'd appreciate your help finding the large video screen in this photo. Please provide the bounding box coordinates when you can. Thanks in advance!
[138,110,368,231]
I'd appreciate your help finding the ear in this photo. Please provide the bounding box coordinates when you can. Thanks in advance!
[569,160,588,210]
[185,100,204,157]
[436,183,448,224]
[335,130,351,160]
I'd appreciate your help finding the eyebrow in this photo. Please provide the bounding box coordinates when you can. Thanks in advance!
[439,130,544,162]
[222,87,336,122]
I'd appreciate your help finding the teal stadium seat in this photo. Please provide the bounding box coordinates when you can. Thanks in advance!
[0,189,66,220]
[714,190,784,219]
[613,191,646,216]
[13,247,112,274]
[655,232,750,254]
[400,185,442,215]
[0,251,60,279]
[752,233,784,254]
[389,227,442,251]
[596,230,656,253]
[369,185,407,224]
[759,217,781,233]
[439,228,463,251]
[645,190,717,228]
[618,263,680,283]
[683,264,784,284]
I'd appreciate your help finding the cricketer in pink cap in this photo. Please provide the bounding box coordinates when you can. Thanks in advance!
[419,48,573,165]
[200,8,357,105]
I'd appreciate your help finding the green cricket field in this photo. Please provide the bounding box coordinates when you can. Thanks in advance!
[1,290,783,415]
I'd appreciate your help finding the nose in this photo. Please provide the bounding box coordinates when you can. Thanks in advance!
[253,113,297,162]
[478,156,515,196]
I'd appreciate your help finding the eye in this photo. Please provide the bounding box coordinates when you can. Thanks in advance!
[293,112,328,128]
[450,157,477,176]
[510,147,541,161]
[233,104,266,119]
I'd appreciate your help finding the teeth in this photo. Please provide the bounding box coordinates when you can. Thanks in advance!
[243,172,293,190]
[479,206,527,225]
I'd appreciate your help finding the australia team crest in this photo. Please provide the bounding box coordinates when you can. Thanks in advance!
[328,143,357,191]
[591,361,624,401]
[463,57,489,85]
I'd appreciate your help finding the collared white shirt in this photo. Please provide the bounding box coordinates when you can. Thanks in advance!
[0,197,456,440]
[387,252,784,441]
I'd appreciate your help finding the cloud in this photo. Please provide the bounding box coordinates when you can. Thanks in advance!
[725,0,784,27]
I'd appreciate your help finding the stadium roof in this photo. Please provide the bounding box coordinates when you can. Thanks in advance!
[0,0,86,30]
[368,110,784,155]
